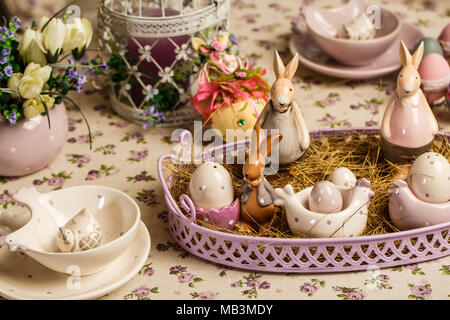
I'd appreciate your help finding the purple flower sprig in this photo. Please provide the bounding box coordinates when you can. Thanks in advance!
[0,17,21,82]
[143,104,165,129]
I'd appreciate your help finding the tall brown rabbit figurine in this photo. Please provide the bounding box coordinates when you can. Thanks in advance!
[240,126,283,231]
[381,41,439,164]
[255,51,310,165]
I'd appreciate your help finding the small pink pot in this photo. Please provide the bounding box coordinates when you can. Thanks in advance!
[195,198,240,229]
[0,103,68,177]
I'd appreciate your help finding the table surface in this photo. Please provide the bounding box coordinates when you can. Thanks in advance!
[1,0,449,300]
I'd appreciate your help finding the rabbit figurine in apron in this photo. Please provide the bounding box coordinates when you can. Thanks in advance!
[381,41,439,164]
[255,51,310,166]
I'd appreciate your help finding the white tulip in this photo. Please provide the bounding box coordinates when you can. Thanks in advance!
[62,23,85,53]
[23,95,55,118]
[18,76,44,100]
[23,63,52,83]
[37,17,66,62]
[68,18,93,59]
[7,73,23,91]
[18,28,46,66]
[7,73,23,98]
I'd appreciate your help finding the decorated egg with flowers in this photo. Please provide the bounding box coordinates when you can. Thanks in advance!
[210,98,265,141]
[190,32,270,142]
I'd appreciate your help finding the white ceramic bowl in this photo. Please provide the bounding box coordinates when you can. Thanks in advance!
[2,186,141,276]
[303,0,401,66]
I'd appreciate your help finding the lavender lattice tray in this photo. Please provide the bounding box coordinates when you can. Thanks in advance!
[157,127,450,273]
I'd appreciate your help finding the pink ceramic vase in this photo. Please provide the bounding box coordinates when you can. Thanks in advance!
[0,103,68,177]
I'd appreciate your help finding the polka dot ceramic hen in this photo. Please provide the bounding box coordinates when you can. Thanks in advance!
[389,152,450,230]
[274,178,374,238]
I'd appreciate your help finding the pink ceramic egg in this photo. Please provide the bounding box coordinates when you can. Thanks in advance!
[438,23,450,58]
[308,181,343,214]
[419,53,450,104]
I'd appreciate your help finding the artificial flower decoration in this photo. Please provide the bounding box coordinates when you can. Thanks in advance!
[190,31,270,122]
[0,6,107,148]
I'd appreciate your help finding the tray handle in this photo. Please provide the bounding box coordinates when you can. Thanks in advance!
[179,194,197,223]
[157,130,195,222]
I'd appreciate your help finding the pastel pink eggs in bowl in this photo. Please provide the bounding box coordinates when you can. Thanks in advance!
[303,0,401,66]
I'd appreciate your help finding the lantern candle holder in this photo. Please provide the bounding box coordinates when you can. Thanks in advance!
[97,0,230,127]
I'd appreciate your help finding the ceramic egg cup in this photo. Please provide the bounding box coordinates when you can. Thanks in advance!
[159,128,450,274]
[276,179,373,238]
[1,186,141,276]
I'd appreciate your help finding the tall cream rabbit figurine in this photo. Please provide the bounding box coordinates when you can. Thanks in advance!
[381,41,439,164]
[255,51,310,165]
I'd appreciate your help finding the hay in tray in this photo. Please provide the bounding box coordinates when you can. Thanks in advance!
[164,132,450,239]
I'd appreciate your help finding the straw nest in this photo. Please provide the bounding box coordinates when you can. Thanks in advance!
[164,132,450,239]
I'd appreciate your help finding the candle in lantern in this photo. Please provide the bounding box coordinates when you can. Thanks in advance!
[127,8,190,107]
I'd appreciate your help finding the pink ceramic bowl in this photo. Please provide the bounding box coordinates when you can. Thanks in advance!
[304,0,401,66]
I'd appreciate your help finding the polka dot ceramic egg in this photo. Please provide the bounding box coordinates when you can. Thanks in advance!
[308,181,343,214]
[407,152,450,203]
[189,162,235,209]
[328,167,357,189]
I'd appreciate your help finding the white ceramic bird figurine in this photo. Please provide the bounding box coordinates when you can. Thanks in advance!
[56,208,102,252]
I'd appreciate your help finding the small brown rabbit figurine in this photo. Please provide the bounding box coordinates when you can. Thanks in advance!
[240,126,283,231]
[255,51,310,165]
[381,41,439,164]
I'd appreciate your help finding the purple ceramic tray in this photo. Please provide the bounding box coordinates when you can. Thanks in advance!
[157,127,450,273]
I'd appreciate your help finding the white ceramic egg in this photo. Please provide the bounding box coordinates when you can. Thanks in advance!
[407,152,450,203]
[308,181,343,214]
[189,162,234,209]
[56,208,102,253]
[328,167,357,188]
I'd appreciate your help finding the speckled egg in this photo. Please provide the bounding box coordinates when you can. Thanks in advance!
[407,152,450,203]
[438,23,450,57]
[419,53,450,104]
[412,37,443,58]
[308,181,343,214]
[328,167,357,188]
[189,162,235,209]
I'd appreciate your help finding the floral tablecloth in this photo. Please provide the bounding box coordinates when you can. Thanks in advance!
[1,0,449,300]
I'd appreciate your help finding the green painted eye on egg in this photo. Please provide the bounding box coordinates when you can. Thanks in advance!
[237,119,245,127]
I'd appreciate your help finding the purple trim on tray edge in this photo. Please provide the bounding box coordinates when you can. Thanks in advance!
[157,127,450,273]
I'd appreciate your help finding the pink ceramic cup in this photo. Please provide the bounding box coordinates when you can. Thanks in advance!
[0,104,68,177]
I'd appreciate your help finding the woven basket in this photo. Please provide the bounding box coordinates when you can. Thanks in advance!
[157,127,450,273]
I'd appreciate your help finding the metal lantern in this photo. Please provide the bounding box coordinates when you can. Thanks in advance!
[97,0,230,126]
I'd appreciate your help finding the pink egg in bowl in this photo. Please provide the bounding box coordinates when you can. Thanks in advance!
[419,53,450,105]
[303,0,401,66]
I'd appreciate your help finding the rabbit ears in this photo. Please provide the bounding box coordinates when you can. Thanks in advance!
[399,40,424,69]
[274,51,299,80]
[250,126,283,161]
